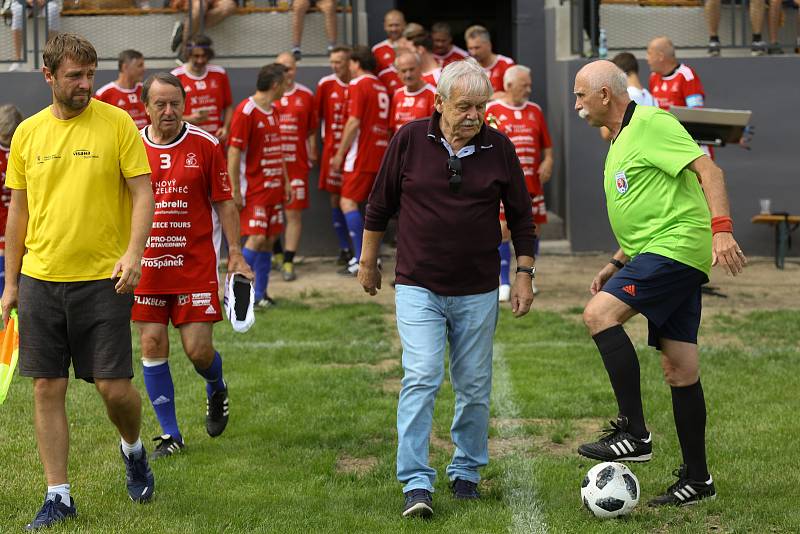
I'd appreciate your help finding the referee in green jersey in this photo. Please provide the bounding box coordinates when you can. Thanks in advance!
[572,60,745,507]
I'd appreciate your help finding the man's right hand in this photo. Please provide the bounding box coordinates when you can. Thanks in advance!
[357,260,381,296]
[590,264,618,295]
[233,191,243,211]
[1,285,18,326]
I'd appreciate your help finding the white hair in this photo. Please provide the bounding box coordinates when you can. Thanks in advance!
[436,57,493,101]
[503,65,531,91]
[0,104,23,140]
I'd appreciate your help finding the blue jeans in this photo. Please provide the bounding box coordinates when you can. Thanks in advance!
[394,284,499,493]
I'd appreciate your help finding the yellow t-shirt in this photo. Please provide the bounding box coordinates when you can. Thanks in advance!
[6,99,151,282]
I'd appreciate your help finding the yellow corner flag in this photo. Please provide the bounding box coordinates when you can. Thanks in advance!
[0,309,19,405]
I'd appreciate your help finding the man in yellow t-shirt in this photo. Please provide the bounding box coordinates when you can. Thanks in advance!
[0,33,156,530]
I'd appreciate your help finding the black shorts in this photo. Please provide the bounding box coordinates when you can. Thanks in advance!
[18,274,134,382]
[602,253,708,350]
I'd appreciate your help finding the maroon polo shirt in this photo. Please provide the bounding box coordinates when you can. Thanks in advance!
[365,112,536,296]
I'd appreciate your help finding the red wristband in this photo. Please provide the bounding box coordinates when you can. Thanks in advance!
[711,216,733,234]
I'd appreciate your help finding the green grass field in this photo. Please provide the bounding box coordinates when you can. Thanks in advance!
[1,295,797,532]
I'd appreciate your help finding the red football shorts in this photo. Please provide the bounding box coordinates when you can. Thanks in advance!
[132,292,222,326]
[285,176,309,211]
[240,197,284,237]
[499,195,548,225]
[341,171,377,203]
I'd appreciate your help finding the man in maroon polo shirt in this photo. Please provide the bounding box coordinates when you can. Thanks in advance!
[358,58,536,519]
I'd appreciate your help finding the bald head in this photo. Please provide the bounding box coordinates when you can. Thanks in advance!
[276,51,297,85]
[573,60,630,129]
[646,36,678,75]
[384,9,406,41]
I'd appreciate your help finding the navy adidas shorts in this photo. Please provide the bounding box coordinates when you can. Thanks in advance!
[602,253,708,350]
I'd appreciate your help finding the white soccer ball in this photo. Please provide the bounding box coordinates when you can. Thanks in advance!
[580,462,640,518]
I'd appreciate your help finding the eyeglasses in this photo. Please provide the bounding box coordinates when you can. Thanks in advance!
[447,156,462,194]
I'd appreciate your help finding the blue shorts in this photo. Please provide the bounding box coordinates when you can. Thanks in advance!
[602,253,708,350]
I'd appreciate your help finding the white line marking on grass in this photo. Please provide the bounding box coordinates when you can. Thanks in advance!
[493,344,549,534]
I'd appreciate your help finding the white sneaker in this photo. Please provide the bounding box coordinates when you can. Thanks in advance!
[8,62,22,72]
[498,284,511,302]
[223,273,255,332]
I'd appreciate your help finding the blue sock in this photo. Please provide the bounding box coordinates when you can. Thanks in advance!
[254,251,272,299]
[142,361,181,442]
[534,236,540,256]
[344,210,364,260]
[243,247,258,269]
[331,208,351,251]
[0,259,5,296]
[195,351,226,398]
[499,241,511,285]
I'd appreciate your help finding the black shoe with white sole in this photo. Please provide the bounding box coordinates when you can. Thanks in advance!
[150,434,185,460]
[206,387,229,437]
[577,416,652,462]
[648,464,716,507]
[402,489,433,518]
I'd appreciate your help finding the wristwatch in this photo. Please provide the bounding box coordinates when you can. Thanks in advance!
[516,266,536,278]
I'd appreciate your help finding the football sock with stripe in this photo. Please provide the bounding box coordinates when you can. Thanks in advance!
[142,359,182,443]
[592,325,648,439]
[195,351,226,398]
[344,210,364,260]
[46,483,71,507]
[254,251,272,299]
[331,208,351,251]
[499,241,511,285]
[671,379,709,481]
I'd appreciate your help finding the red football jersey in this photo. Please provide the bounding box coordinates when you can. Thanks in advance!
[486,100,552,195]
[0,145,10,239]
[315,74,349,188]
[272,82,318,181]
[483,54,515,93]
[421,67,441,87]
[378,66,402,100]
[94,81,149,129]
[229,97,286,206]
[649,63,706,110]
[434,45,468,68]
[344,74,391,175]
[390,84,436,133]
[137,123,232,294]
[171,64,233,136]
[372,39,397,72]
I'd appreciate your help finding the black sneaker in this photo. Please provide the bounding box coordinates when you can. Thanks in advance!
[120,445,155,502]
[451,478,480,499]
[767,43,784,55]
[707,39,721,57]
[337,257,359,276]
[206,387,229,437]
[402,489,433,518]
[255,296,276,310]
[751,40,768,56]
[170,21,184,52]
[150,434,185,460]
[648,465,716,507]
[336,248,354,266]
[25,494,77,530]
[577,416,652,462]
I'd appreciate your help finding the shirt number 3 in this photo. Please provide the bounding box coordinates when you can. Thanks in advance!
[160,153,172,169]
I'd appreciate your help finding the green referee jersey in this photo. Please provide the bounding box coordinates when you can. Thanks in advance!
[604,103,712,275]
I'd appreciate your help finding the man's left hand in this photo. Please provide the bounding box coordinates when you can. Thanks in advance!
[538,160,553,184]
[111,252,142,293]
[712,232,747,276]
[510,274,534,317]
[227,251,254,280]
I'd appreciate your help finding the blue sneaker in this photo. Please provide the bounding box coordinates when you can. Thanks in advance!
[120,445,155,502]
[26,494,77,530]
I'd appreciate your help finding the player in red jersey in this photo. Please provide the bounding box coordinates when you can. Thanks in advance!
[431,21,469,67]
[315,46,355,265]
[378,63,402,99]
[331,45,391,276]
[95,50,149,129]
[465,25,515,98]
[171,35,233,143]
[647,36,712,157]
[0,104,23,296]
[273,51,319,282]
[486,65,553,299]
[372,9,407,72]
[390,52,436,134]
[134,73,252,458]
[228,64,291,308]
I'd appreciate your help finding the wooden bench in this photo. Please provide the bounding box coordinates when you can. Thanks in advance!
[751,214,800,269]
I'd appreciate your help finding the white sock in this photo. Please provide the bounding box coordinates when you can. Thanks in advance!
[121,437,143,458]
[46,483,71,507]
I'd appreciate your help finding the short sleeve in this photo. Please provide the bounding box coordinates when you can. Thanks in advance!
[348,82,365,120]
[682,72,705,108]
[5,125,28,190]
[118,114,151,178]
[209,143,233,202]
[641,111,704,178]
[228,109,249,150]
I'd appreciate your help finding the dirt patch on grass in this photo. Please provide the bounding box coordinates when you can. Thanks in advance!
[381,377,402,395]
[335,455,378,476]
[489,436,531,458]
[491,417,607,457]
[322,358,399,372]
[430,433,451,453]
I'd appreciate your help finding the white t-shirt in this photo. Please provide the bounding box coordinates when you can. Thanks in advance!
[627,86,657,107]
